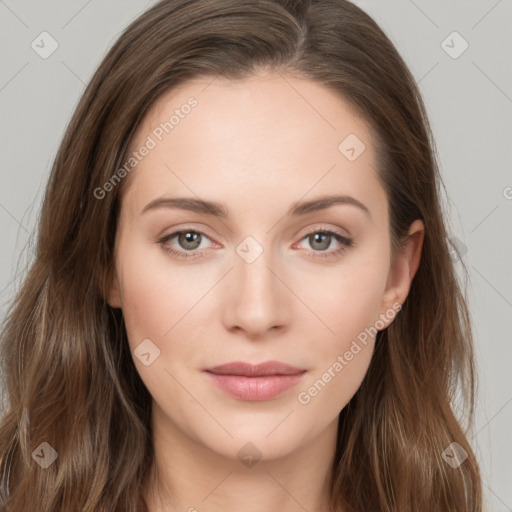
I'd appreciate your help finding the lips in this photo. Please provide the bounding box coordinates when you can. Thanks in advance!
[203,361,307,401]
[204,360,306,377]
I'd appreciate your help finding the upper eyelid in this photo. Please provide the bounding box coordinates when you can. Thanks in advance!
[162,226,350,249]
[162,220,351,237]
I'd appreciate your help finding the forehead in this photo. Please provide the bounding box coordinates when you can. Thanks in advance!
[121,71,385,221]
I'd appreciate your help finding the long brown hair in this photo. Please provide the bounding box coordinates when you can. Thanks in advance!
[0,1,483,510]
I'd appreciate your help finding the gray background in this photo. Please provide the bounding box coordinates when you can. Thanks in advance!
[0,0,511,510]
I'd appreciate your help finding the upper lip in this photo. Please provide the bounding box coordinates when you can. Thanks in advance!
[204,361,306,377]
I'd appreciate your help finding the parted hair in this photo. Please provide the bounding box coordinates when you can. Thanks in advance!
[0,1,482,510]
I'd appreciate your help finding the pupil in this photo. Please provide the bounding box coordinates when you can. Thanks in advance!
[181,232,200,250]
[311,232,330,250]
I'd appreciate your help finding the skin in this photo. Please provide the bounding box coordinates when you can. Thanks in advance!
[107,70,424,512]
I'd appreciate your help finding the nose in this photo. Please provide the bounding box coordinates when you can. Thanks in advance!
[221,242,291,340]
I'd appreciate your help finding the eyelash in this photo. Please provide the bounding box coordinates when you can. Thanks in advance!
[158,227,353,260]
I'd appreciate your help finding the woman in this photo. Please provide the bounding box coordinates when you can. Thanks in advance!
[0,0,483,510]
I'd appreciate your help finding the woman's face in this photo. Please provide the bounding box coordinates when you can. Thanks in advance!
[108,71,417,462]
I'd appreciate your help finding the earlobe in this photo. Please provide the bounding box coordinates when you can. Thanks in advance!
[380,219,424,325]
[105,266,123,309]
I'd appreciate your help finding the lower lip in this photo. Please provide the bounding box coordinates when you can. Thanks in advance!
[204,371,306,401]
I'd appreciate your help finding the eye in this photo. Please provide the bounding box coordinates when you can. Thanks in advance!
[158,227,353,260]
[294,228,353,259]
[158,229,215,259]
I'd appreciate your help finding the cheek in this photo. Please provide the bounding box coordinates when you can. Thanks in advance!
[292,254,389,345]
[117,237,207,345]
[292,252,388,408]
[297,338,374,414]
[115,242,207,405]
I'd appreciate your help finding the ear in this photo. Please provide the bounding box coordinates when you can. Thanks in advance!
[105,265,123,309]
[379,219,424,327]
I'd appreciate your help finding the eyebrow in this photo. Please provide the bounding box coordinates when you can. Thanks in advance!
[141,194,370,218]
